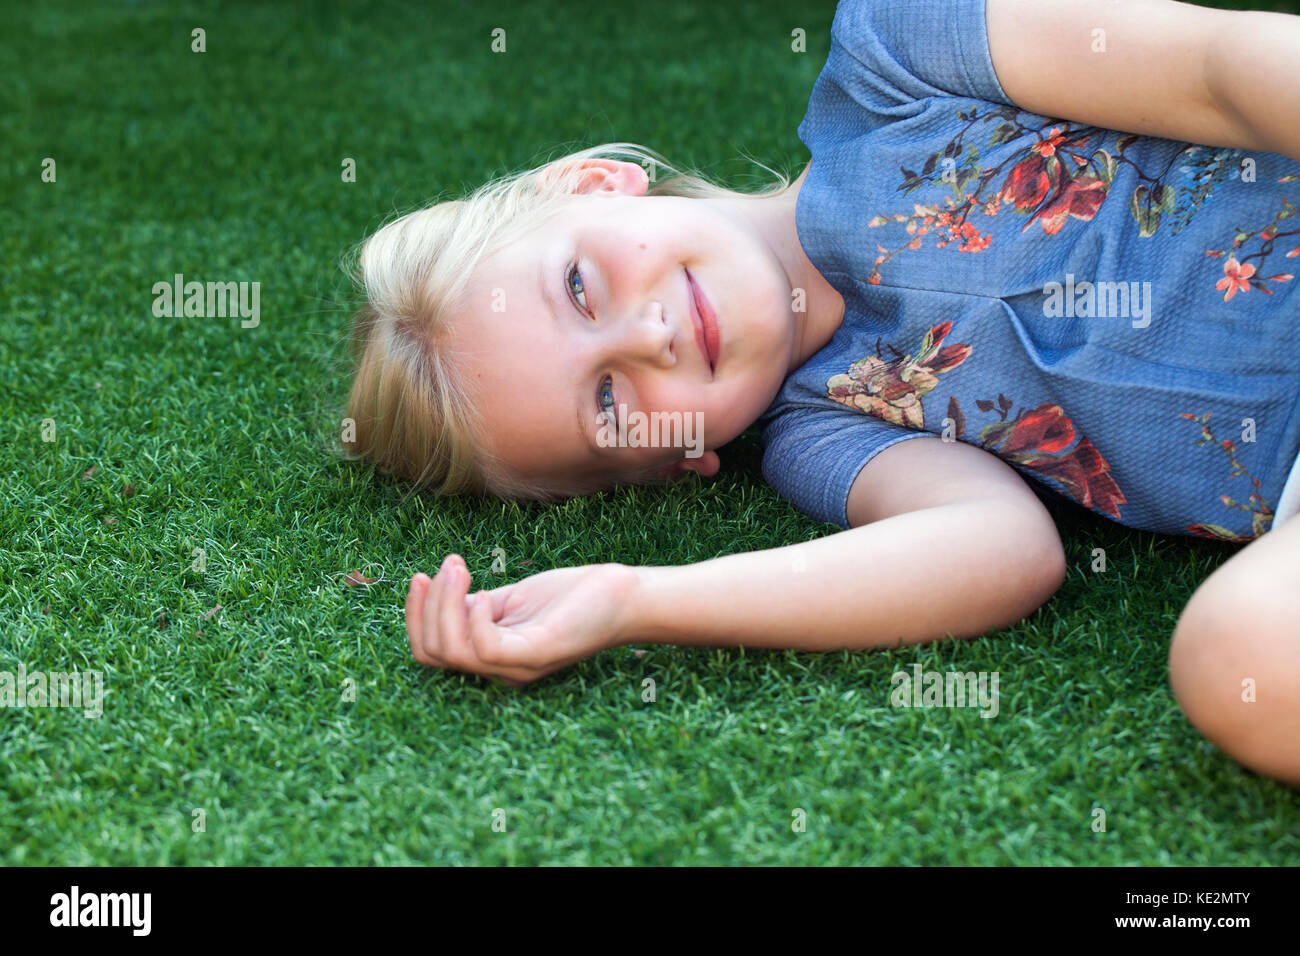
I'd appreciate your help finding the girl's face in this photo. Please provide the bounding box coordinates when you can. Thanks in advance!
[449,159,815,488]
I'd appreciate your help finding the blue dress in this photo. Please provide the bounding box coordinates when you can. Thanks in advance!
[759,0,1300,539]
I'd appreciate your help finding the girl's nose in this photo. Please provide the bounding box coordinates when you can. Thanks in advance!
[604,302,676,368]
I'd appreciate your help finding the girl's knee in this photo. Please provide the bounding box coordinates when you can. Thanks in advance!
[1169,568,1300,785]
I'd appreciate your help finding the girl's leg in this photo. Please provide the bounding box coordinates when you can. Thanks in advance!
[1169,516,1300,786]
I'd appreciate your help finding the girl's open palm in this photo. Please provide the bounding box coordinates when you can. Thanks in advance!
[405,555,638,686]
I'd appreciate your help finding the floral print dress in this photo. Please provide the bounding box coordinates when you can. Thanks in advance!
[758,0,1300,538]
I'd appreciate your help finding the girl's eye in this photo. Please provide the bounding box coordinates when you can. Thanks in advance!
[568,262,615,430]
[598,375,617,427]
[567,263,590,315]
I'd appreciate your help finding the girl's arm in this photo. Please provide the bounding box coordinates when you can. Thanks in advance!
[623,437,1066,651]
[406,439,1065,685]
[986,0,1300,162]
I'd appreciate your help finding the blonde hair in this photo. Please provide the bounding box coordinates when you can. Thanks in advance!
[340,141,791,501]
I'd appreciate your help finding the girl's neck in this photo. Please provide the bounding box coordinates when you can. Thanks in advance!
[786,164,846,369]
[720,163,846,373]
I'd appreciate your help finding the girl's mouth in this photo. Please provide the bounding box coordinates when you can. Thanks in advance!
[686,269,721,376]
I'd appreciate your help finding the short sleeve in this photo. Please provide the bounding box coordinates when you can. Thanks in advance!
[760,403,933,529]
[828,0,1012,106]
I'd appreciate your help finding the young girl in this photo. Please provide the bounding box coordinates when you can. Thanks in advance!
[345,0,1300,786]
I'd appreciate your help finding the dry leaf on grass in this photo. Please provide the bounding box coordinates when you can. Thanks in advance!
[82,466,97,480]
[121,484,136,497]
[345,570,377,586]
[202,604,223,620]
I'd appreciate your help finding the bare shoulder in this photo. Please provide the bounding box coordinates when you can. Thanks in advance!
[985,0,1247,149]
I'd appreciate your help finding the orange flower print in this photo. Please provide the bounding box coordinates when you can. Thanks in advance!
[1029,126,1066,158]
[1205,193,1299,300]
[826,322,972,427]
[1215,256,1256,301]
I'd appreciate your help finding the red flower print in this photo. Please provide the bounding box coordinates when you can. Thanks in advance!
[1001,146,1110,236]
[1215,256,1256,301]
[867,112,1142,280]
[975,403,1126,520]
[1027,171,1108,236]
[1002,404,1075,454]
[1018,437,1126,520]
[1000,153,1051,211]
[1029,127,1066,158]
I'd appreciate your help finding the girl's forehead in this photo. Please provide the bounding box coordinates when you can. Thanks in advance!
[492,193,662,273]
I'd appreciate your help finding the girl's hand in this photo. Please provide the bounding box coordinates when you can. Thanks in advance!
[404,555,640,686]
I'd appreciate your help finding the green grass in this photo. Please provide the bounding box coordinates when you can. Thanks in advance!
[3,0,1298,865]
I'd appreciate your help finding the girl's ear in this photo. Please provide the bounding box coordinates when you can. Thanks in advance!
[656,450,720,480]
[537,158,649,197]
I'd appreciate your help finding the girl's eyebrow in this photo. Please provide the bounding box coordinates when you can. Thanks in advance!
[538,258,560,329]
[576,402,593,456]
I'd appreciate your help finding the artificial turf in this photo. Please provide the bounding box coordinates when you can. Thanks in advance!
[3,0,1298,865]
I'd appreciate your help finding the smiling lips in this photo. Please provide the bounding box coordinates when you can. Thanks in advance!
[685,269,720,375]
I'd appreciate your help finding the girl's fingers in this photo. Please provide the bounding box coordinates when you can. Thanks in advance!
[408,556,535,683]
[421,557,456,663]
[475,584,509,619]
[465,591,505,666]
[466,590,537,681]
[437,559,476,668]
[405,574,431,661]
